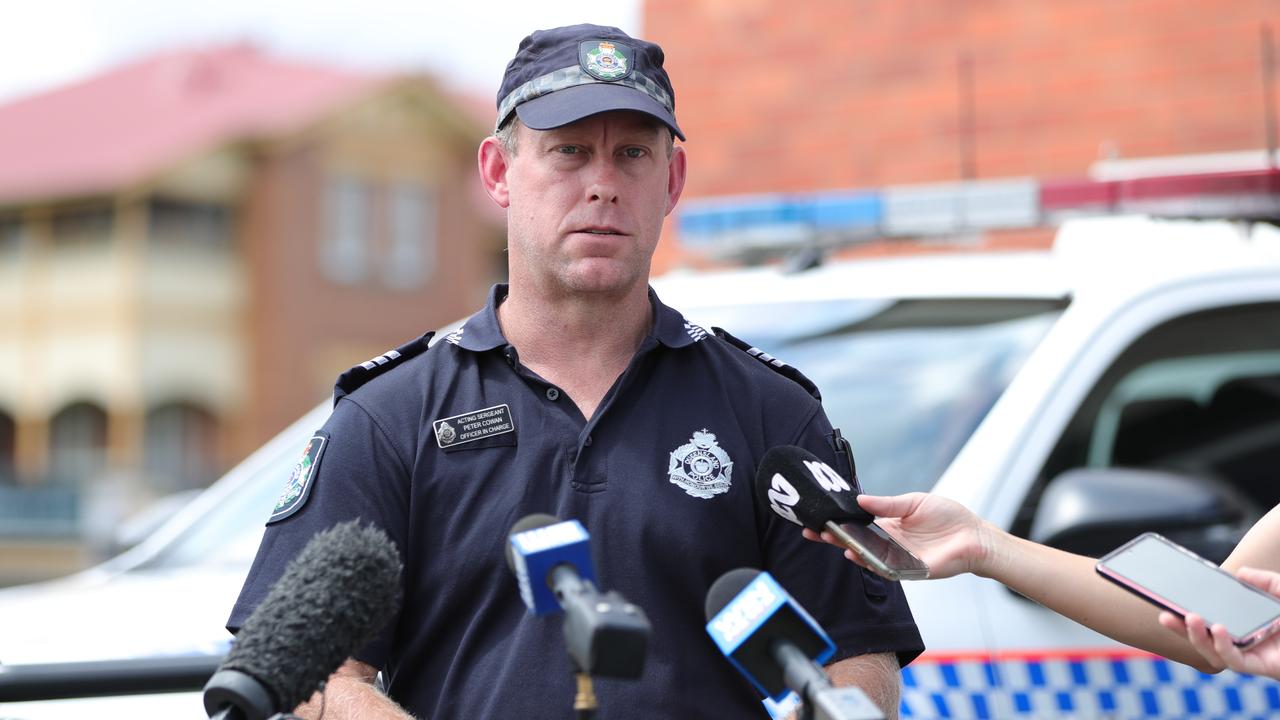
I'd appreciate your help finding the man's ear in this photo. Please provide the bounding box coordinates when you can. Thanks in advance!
[664,144,688,217]
[478,136,511,208]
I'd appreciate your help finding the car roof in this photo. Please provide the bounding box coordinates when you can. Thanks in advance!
[652,216,1280,309]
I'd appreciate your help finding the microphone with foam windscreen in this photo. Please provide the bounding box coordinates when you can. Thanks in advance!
[755,446,928,581]
[755,445,871,530]
[506,514,650,679]
[204,521,403,720]
[704,568,884,720]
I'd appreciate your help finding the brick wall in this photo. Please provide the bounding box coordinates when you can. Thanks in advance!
[646,0,1280,268]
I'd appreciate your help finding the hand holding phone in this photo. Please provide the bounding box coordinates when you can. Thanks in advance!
[1096,533,1280,649]
[825,520,930,581]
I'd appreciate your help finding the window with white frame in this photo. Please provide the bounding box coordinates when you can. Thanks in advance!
[321,177,370,284]
[383,181,437,289]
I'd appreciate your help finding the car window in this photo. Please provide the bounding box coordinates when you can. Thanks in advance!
[682,298,1064,494]
[1025,302,1280,558]
[133,439,303,571]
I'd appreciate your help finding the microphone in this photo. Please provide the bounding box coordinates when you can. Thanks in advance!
[204,521,403,720]
[704,569,884,720]
[754,446,929,582]
[506,514,650,678]
[754,445,872,533]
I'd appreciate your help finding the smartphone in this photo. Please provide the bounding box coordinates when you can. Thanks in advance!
[826,520,930,581]
[1096,532,1280,648]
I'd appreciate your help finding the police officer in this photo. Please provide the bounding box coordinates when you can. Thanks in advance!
[228,24,923,719]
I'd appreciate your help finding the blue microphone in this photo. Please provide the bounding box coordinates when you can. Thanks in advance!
[505,514,649,678]
[507,515,596,616]
[705,569,884,720]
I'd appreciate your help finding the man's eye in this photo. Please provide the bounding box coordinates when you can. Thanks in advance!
[623,147,647,159]
[557,146,581,155]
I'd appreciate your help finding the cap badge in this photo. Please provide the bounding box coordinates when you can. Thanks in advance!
[668,428,733,499]
[580,40,632,81]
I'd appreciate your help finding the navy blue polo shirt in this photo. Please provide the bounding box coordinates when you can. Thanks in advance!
[229,285,922,719]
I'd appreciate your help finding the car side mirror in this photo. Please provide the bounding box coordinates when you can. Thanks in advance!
[1028,467,1250,562]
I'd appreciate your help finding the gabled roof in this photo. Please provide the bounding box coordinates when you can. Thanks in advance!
[0,45,386,204]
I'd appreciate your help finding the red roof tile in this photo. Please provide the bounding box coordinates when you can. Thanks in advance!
[0,44,384,204]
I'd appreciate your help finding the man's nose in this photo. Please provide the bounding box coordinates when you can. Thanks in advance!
[585,158,621,204]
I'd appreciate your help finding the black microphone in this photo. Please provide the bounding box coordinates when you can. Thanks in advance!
[754,445,872,533]
[704,568,884,720]
[505,514,650,678]
[755,446,929,582]
[204,521,403,720]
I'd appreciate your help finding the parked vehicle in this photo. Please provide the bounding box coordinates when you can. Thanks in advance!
[1,216,1277,718]
[657,216,1280,718]
[0,402,332,717]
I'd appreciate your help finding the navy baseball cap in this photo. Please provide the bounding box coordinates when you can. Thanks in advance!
[495,24,685,141]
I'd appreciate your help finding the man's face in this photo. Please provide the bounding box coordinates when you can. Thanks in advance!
[485,111,686,297]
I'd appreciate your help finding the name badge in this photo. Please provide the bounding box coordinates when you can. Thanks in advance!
[434,404,515,448]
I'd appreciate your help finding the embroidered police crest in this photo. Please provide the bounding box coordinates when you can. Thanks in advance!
[579,40,632,81]
[668,429,733,499]
[269,433,327,523]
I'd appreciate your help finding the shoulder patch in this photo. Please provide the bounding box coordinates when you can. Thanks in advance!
[334,331,434,403]
[712,326,822,402]
[268,432,328,524]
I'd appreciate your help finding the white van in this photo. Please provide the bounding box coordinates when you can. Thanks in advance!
[2,216,1278,718]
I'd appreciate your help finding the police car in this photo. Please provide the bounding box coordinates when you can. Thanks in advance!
[657,215,1280,719]
[2,216,1278,718]
[0,403,333,718]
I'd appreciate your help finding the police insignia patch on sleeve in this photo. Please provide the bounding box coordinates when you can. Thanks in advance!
[268,433,328,524]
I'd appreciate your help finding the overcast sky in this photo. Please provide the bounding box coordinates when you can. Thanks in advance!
[0,0,643,105]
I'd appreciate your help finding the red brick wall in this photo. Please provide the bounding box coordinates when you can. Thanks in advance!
[242,130,501,446]
[646,0,1280,268]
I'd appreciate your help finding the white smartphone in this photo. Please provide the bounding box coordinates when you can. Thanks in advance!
[826,520,930,581]
[1096,532,1280,648]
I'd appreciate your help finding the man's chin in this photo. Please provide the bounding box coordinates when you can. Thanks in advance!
[560,264,647,297]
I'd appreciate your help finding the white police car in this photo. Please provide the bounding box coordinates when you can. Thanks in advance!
[2,216,1278,718]
[657,215,1280,718]
[0,403,333,718]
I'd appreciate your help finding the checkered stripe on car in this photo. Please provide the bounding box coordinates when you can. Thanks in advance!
[899,651,1280,719]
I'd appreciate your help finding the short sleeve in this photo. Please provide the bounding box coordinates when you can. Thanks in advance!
[759,409,925,667]
[225,396,412,669]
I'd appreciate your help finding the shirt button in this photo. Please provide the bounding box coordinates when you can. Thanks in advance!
[584,435,593,446]
[546,387,560,401]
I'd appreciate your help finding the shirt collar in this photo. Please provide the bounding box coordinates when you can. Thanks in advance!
[445,285,509,352]
[649,286,705,348]
[445,284,705,352]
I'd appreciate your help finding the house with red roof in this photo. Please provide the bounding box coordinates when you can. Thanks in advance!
[0,45,501,579]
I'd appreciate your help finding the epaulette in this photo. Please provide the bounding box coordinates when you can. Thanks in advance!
[334,331,435,403]
[711,327,821,402]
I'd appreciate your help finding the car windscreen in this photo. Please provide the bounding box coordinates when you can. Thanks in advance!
[135,297,1063,571]
[681,298,1065,495]
[132,440,299,572]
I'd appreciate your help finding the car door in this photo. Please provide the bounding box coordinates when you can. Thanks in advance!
[911,271,1280,712]
[913,273,1280,719]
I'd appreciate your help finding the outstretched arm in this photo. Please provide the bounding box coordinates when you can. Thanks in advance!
[804,493,1280,673]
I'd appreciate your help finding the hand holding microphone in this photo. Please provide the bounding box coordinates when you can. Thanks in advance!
[755,446,928,581]
[204,520,403,720]
[704,568,884,720]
